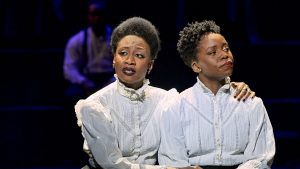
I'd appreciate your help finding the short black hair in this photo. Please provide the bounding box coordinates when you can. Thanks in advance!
[110,17,161,60]
[177,20,220,67]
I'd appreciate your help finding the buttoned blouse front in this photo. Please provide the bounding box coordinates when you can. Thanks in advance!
[158,77,275,169]
[75,78,178,169]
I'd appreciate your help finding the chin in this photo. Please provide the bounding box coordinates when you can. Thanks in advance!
[225,69,233,76]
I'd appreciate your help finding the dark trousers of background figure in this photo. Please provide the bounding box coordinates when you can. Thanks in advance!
[63,72,115,167]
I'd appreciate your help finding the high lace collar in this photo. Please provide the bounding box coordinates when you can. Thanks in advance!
[197,76,231,93]
[115,74,149,102]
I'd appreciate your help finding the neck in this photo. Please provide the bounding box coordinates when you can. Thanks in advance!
[120,80,144,90]
[198,75,226,95]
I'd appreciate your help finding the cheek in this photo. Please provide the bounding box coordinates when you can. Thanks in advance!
[137,64,148,74]
[113,55,122,64]
[113,59,123,71]
[198,59,209,68]
[201,60,217,71]
[137,61,150,73]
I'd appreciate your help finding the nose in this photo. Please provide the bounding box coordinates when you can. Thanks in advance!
[125,55,136,65]
[219,50,229,60]
[221,54,229,60]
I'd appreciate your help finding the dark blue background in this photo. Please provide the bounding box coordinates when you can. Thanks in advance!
[0,0,299,168]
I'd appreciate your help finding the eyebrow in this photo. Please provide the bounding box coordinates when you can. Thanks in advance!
[206,45,217,50]
[119,45,146,50]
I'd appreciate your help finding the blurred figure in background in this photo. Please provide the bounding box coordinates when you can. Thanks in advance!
[63,0,114,103]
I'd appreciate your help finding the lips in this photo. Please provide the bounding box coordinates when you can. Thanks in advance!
[220,60,233,68]
[122,67,136,76]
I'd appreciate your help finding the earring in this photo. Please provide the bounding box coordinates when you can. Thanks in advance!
[112,61,115,68]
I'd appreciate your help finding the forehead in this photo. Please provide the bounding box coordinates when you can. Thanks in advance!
[118,35,149,48]
[199,33,227,46]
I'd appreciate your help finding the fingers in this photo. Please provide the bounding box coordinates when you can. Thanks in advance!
[231,82,245,90]
[194,167,204,169]
[240,88,251,101]
[231,82,256,101]
[231,82,238,89]
[237,88,256,101]
[233,83,247,99]
[242,89,256,101]
[234,84,254,101]
[250,91,256,99]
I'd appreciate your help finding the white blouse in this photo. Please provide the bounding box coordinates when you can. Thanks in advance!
[75,77,178,169]
[158,77,275,169]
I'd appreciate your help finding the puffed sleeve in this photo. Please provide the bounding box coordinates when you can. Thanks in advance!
[75,99,168,169]
[237,98,276,169]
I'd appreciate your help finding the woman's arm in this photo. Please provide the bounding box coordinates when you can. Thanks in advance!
[238,98,276,169]
[76,100,167,169]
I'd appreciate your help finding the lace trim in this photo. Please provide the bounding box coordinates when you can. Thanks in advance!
[114,74,149,102]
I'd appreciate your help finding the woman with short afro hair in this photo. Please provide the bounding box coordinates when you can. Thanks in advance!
[75,16,180,169]
[111,17,161,60]
[159,20,275,169]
